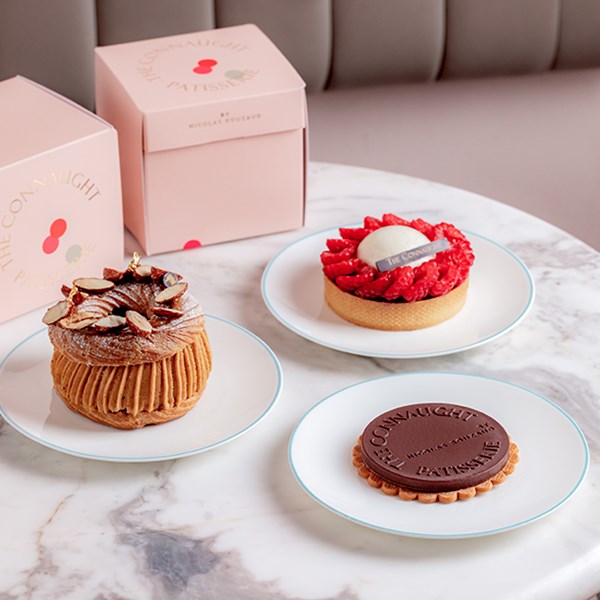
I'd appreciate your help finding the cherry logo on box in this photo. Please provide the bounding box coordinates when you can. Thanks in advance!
[42,218,67,255]
[193,59,218,75]
[183,239,202,250]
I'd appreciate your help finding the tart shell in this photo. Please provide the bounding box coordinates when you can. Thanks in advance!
[324,276,469,331]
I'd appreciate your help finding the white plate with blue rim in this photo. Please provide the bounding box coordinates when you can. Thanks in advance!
[289,372,589,539]
[261,227,535,358]
[0,315,282,462]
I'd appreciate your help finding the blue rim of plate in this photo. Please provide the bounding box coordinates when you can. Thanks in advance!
[0,314,283,463]
[261,227,536,359]
[288,372,589,539]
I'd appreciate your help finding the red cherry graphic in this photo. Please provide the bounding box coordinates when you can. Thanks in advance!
[50,218,67,238]
[183,239,202,250]
[42,235,59,255]
[193,58,218,75]
[193,65,212,74]
[42,218,68,254]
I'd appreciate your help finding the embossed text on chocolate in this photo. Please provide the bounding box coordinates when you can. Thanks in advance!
[372,447,405,470]
[404,422,496,459]
[368,404,478,447]
[415,441,501,477]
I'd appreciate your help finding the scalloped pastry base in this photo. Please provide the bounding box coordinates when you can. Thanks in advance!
[352,438,520,503]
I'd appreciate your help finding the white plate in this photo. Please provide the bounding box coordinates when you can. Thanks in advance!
[289,373,588,538]
[0,315,282,462]
[262,228,535,358]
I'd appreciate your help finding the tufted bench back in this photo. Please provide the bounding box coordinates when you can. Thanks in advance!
[1,0,600,109]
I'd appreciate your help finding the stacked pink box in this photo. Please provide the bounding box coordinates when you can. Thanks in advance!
[95,24,307,255]
[0,76,123,324]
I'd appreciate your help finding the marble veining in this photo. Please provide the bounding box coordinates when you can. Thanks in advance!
[1,163,599,600]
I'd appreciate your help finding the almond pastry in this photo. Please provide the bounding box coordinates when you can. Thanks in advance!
[44,255,212,429]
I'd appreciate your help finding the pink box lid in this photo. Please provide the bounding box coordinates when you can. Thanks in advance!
[95,24,306,153]
[0,76,112,169]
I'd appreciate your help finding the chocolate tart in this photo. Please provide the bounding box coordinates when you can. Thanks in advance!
[353,402,519,503]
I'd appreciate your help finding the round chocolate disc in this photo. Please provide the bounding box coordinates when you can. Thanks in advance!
[360,403,510,492]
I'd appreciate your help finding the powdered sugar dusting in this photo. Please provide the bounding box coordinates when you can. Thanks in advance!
[48,282,205,366]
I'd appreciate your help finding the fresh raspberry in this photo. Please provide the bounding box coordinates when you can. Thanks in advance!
[414,260,439,282]
[320,246,355,265]
[382,266,415,300]
[444,247,465,266]
[323,258,360,279]
[355,272,394,298]
[452,237,472,252]
[393,265,416,286]
[430,264,459,297]
[326,238,358,253]
[435,222,467,241]
[456,264,470,285]
[445,243,474,269]
[336,267,376,291]
[402,279,431,302]
[442,262,458,278]
[410,218,435,240]
[363,216,383,230]
[430,227,446,241]
[434,252,451,268]
[462,246,475,266]
[382,214,410,227]
[339,227,370,241]
[430,280,453,297]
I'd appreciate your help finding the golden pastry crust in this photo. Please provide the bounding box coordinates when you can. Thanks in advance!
[324,276,469,331]
[47,281,204,367]
[352,437,519,503]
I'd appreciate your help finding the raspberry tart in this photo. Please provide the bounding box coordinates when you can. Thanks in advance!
[320,214,475,330]
[42,254,212,429]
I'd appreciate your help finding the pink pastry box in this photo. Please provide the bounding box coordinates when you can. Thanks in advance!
[0,76,123,325]
[95,24,307,255]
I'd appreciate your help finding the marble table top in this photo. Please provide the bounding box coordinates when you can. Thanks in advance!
[1,162,599,600]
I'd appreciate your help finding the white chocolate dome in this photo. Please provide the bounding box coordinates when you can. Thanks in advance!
[357,225,430,268]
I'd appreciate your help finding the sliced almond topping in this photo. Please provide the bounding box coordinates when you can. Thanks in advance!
[154,282,188,304]
[103,267,125,282]
[93,315,127,332]
[71,290,89,305]
[60,313,99,330]
[42,300,72,325]
[61,284,72,298]
[126,310,153,337]
[151,306,184,319]
[73,277,115,293]
[66,286,88,305]
[150,266,168,281]
[134,265,153,280]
